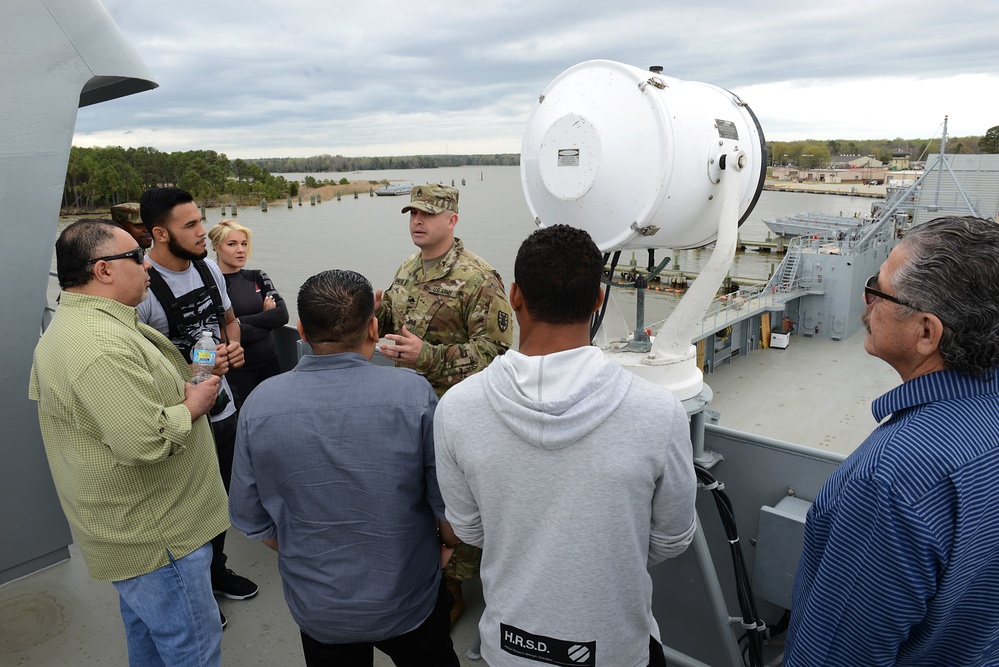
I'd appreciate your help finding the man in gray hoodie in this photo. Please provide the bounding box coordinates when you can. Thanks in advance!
[434,224,698,667]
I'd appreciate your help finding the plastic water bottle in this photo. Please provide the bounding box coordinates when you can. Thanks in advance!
[191,330,216,384]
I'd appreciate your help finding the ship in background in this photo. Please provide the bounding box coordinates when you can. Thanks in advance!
[764,130,999,240]
[748,130,999,346]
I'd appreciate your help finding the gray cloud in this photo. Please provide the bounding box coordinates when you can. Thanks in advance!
[76,0,999,156]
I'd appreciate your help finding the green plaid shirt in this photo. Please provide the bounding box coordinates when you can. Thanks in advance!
[29,291,230,582]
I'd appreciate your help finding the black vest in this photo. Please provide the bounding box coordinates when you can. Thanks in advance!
[146,259,227,363]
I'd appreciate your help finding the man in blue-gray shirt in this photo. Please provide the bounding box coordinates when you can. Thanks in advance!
[786,216,999,666]
[229,269,459,666]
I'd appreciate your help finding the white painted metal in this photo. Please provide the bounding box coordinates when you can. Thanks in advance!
[520,60,766,252]
[0,0,156,585]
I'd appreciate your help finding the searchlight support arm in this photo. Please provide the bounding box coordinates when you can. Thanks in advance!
[643,151,746,397]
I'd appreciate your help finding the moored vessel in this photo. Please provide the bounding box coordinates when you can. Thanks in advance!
[374,183,413,196]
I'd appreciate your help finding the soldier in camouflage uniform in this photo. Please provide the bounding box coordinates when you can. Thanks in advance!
[376,183,513,626]
[110,202,153,249]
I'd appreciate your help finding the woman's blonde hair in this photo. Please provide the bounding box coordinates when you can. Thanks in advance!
[208,219,253,259]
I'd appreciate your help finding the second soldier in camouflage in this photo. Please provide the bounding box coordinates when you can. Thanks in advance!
[110,202,153,249]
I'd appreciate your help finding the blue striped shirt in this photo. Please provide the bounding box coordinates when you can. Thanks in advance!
[786,369,999,666]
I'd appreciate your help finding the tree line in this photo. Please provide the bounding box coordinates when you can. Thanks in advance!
[252,153,520,174]
[63,146,299,212]
[770,125,999,170]
[62,146,520,212]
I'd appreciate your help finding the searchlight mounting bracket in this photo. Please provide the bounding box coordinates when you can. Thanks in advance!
[602,150,746,404]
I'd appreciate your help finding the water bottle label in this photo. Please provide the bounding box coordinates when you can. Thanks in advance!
[193,349,216,365]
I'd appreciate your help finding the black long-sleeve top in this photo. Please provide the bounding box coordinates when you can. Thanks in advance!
[222,269,289,372]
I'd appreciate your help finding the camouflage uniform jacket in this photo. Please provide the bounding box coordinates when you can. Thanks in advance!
[378,238,512,397]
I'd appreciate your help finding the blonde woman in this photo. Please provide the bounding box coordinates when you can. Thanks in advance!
[208,220,288,401]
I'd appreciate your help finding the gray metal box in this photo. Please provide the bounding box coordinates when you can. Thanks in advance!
[752,495,812,609]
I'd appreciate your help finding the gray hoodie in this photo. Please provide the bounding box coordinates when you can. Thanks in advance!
[435,347,697,667]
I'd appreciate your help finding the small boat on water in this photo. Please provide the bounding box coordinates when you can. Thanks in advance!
[374,183,412,196]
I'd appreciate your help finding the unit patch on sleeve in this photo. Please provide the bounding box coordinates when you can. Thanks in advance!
[500,623,596,666]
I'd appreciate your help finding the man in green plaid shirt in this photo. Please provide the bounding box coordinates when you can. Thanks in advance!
[30,220,230,666]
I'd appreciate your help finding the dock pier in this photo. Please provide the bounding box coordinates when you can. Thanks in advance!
[606,264,769,292]
[609,242,779,291]
[763,183,884,198]
[737,233,787,254]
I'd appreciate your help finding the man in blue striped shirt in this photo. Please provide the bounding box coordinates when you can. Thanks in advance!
[786,216,999,666]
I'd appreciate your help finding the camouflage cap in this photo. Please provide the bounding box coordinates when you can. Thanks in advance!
[401,184,459,215]
[110,202,142,224]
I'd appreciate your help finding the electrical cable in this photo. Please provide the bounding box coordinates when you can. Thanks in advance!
[694,463,766,667]
[590,250,620,342]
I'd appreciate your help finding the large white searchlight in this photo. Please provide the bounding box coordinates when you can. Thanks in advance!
[521,60,767,399]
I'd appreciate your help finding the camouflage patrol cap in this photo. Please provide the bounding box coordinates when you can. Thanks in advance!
[401,184,459,215]
[110,202,142,224]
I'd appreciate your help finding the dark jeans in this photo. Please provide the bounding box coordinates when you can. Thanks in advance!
[649,635,668,667]
[300,577,459,666]
[208,412,238,579]
[227,357,281,406]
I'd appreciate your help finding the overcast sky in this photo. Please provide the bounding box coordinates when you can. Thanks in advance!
[74,0,998,159]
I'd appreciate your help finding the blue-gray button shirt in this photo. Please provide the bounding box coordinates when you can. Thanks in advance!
[229,352,443,644]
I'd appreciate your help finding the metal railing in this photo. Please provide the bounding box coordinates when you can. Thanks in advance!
[41,271,58,332]
[694,283,798,339]
[643,280,808,343]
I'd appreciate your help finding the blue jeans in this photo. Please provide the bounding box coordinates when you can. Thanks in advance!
[112,542,222,667]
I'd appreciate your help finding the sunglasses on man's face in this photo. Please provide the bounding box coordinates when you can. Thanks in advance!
[863,274,920,311]
[88,247,146,265]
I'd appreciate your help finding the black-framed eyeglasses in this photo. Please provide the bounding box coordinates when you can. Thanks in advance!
[88,247,146,265]
[864,274,920,311]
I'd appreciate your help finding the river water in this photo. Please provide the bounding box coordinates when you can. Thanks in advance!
[54,165,875,331]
